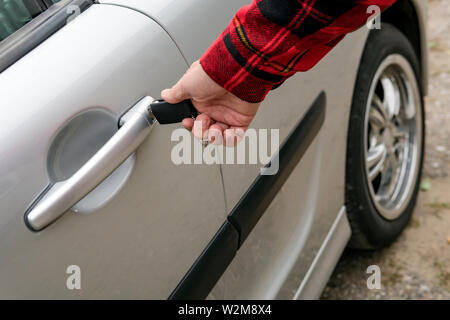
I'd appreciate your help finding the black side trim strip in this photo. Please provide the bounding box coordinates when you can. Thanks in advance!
[0,0,94,74]
[168,221,239,300]
[169,92,326,300]
[228,91,326,247]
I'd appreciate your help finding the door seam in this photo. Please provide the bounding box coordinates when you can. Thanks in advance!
[99,2,189,66]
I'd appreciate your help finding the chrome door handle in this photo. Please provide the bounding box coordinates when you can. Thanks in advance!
[25,96,156,231]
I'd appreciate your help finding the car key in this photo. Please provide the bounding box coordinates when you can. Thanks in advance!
[149,99,199,125]
[149,99,209,145]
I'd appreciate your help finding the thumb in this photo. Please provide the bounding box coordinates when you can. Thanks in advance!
[161,80,190,104]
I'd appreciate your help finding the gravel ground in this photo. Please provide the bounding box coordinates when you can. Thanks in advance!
[321,0,450,300]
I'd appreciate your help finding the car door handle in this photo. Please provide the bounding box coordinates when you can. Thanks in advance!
[25,96,198,231]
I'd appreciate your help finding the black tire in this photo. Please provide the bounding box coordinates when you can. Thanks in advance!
[345,24,425,249]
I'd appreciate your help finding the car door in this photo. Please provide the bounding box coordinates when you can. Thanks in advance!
[102,0,370,299]
[207,24,368,300]
[0,0,227,298]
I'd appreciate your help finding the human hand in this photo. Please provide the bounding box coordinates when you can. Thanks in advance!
[161,60,261,146]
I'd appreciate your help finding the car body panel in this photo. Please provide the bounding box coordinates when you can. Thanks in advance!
[210,27,370,299]
[0,4,226,298]
[99,0,244,65]
[99,0,369,299]
[293,206,351,299]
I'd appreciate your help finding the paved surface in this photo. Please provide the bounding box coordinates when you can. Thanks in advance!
[321,0,450,300]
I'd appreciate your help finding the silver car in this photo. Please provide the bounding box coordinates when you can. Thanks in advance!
[0,0,428,299]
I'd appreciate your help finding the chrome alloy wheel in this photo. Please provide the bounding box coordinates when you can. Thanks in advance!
[364,54,423,220]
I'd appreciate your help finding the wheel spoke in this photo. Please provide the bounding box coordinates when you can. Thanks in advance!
[381,75,401,119]
[369,107,386,129]
[367,144,387,181]
[367,143,387,168]
[368,160,384,182]
[392,127,407,141]
[370,94,388,128]
[369,130,379,149]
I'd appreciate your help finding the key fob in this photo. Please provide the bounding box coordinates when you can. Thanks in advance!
[150,99,198,125]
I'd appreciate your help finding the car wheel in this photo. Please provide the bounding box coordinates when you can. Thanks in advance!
[345,24,425,249]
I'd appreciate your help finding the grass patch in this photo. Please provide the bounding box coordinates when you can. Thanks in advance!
[434,259,450,289]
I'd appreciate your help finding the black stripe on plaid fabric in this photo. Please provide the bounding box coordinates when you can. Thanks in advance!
[257,0,358,38]
[292,0,357,37]
[257,0,305,28]
[314,0,359,18]
[291,13,329,38]
[234,17,286,71]
[233,0,313,82]
[282,49,309,73]
[223,34,284,83]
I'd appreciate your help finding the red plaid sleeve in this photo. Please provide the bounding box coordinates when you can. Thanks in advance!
[200,0,396,103]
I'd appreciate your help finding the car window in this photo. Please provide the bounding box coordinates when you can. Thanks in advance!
[0,0,61,42]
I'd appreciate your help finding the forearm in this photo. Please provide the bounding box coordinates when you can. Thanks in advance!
[200,0,396,103]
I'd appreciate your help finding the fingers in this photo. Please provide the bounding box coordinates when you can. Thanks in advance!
[182,115,245,146]
[183,117,231,145]
[208,122,229,145]
[182,118,194,131]
[224,127,246,147]
[161,80,190,104]
[192,114,213,140]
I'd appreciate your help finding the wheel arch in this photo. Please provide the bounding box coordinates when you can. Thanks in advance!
[381,0,429,95]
